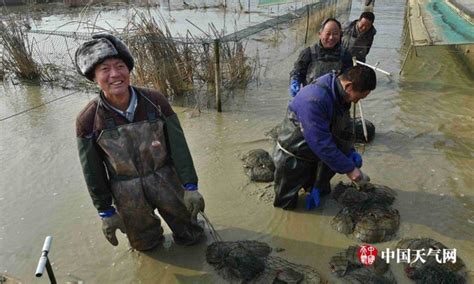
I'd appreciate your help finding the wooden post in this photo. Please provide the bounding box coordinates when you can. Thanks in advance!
[304,5,309,44]
[214,39,222,112]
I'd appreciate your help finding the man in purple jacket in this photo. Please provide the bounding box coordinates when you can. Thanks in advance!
[273,66,376,210]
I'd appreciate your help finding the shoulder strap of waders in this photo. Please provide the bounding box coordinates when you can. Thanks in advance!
[136,89,166,122]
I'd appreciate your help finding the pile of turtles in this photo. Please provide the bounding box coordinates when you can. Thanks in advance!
[331,182,400,243]
[396,238,467,283]
[329,246,395,283]
[241,149,275,182]
[206,240,322,283]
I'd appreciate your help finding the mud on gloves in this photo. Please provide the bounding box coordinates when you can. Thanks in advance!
[100,209,126,246]
[183,183,205,220]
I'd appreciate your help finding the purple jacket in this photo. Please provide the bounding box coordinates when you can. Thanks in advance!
[288,73,355,174]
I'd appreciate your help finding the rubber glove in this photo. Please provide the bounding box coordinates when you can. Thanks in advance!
[289,79,300,97]
[183,183,205,220]
[305,187,321,210]
[348,151,363,168]
[100,208,126,246]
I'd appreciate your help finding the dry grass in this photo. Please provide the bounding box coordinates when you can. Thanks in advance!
[125,10,256,97]
[0,15,41,80]
[125,11,194,98]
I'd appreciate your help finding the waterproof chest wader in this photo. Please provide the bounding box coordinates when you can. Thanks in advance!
[342,28,369,62]
[96,99,203,250]
[273,81,353,210]
[305,45,344,85]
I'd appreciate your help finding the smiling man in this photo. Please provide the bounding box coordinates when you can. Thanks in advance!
[273,66,376,210]
[342,12,377,63]
[288,18,353,97]
[74,34,204,251]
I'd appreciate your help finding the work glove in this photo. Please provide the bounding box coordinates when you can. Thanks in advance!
[100,209,126,246]
[305,187,321,210]
[289,79,301,97]
[354,170,371,189]
[183,183,205,220]
[348,151,363,168]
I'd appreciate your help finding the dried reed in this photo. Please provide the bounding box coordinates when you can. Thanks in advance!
[0,16,41,80]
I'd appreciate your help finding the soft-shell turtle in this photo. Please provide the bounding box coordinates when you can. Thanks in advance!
[330,246,393,284]
[396,238,466,283]
[329,246,389,277]
[331,203,400,243]
[353,205,400,243]
[206,240,272,264]
[241,149,275,182]
[332,182,396,207]
[273,267,304,284]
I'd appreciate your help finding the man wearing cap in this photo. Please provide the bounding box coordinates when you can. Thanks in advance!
[75,33,204,251]
[342,12,377,63]
[273,66,375,210]
[289,18,353,97]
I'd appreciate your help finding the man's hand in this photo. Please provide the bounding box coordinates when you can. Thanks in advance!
[346,168,371,189]
[348,151,363,168]
[183,184,205,220]
[289,79,301,97]
[101,212,126,246]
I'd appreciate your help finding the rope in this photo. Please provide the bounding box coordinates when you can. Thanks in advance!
[199,211,223,242]
[0,90,80,122]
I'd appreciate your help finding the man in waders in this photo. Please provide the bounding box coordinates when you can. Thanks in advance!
[289,18,353,97]
[274,66,375,210]
[342,12,377,63]
[75,34,204,251]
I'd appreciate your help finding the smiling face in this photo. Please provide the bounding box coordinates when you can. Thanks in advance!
[94,57,131,101]
[319,20,341,49]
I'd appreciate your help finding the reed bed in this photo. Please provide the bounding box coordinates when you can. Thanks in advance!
[0,16,41,80]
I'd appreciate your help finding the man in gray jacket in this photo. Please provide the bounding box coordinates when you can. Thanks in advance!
[342,12,377,63]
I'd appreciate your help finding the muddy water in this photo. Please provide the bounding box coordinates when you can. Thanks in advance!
[1,0,473,283]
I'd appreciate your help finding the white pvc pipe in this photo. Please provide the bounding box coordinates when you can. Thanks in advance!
[358,101,369,142]
[355,60,391,76]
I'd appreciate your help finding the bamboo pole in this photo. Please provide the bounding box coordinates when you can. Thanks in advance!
[214,39,222,112]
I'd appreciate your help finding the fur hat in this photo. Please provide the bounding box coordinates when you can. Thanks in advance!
[75,33,134,81]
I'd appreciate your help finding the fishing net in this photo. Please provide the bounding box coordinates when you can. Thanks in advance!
[352,118,376,143]
[331,183,400,243]
[241,149,275,182]
[396,238,467,283]
[201,213,322,283]
[329,246,395,284]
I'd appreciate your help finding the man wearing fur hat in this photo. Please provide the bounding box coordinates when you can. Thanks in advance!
[75,33,204,251]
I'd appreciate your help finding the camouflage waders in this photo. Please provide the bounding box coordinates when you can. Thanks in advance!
[96,102,203,250]
[305,45,344,84]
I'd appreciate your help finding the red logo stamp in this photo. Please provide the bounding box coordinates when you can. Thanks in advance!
[358,245,378,266]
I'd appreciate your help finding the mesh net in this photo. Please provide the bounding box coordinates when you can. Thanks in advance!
[206,241,322,283]
[329,246,395,284]
[331,183,400,243]
[395,238,466,282]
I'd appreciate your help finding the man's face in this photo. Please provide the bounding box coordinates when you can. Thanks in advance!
[344,82,371,103]
[357,18,373,33]
[319,21,341,49]
[94,58,130,99]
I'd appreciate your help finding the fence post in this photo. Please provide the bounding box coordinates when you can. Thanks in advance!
[214,39,222,112]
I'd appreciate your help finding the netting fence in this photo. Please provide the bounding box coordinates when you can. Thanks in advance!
[0,0,338,102]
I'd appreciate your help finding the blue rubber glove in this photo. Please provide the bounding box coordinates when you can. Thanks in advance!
[289,79,300,97]
[305,187,321,210]
[348,151,363,168]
